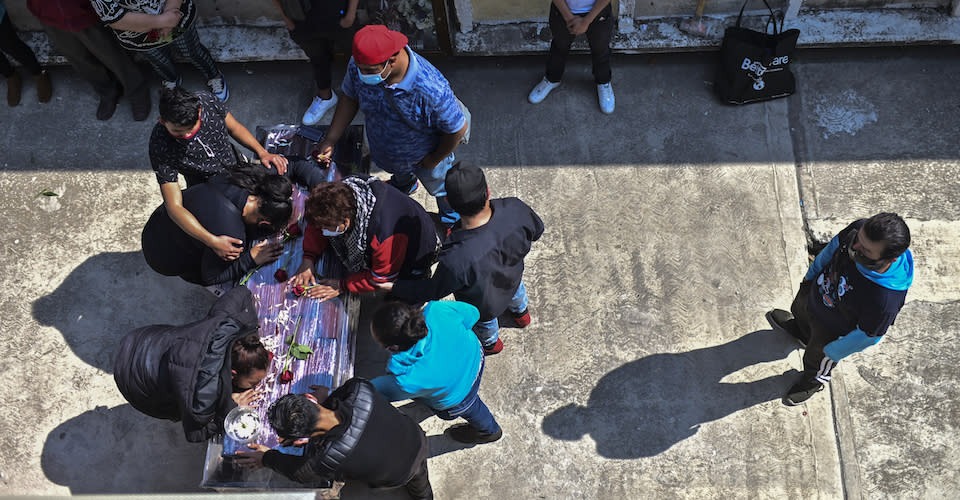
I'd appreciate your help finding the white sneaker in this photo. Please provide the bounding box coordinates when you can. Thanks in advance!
[597,82,615,114]
[302,93,338,125]
[207,74,229,102]
[528,77,560,104]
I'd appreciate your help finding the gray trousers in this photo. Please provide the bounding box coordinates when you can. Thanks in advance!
[44,23,146,98]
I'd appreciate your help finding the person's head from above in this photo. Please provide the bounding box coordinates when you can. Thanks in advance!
[445,161,489,217]
[370,301,428,353]
[228,165,294,233]
[158,87,202,139]
[849,212,911,271]
[268,393,327,446]
[231,333,270,392]
[352,25,408,85]
[304,182,357,237]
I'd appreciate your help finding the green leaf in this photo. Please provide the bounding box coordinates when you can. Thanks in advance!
[285,334,294,345]
[289,343,314,360]
[37,189,59,197]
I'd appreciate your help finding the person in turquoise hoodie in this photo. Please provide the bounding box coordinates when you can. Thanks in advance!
[767,212,914,405]
[370,300,503,444]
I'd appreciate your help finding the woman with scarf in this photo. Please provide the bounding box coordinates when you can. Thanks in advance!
[291,176,438,301]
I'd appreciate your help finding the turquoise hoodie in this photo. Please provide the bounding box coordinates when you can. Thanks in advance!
[371,301,483,411]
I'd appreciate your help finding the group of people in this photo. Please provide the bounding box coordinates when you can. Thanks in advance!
[4,0,617,117]
[114,17,546,498]
[9,0,919,495]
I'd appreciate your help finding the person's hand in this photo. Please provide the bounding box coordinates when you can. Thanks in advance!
[417,152,441,170]
[234,444,270,470]
[231,387,262,406]
[313,142,335,167]
[339,11,356,28]
[259,152,289,175]
[250,241,284,265]
[567,17,588,35]
[306,279,341,302]
[210,235,244,261]
[309,385,330,401]
[157,10,182,29]
[373,281,394,291]
[290,267,317,287]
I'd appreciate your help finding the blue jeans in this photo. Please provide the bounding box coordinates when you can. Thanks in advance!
[472,279,529,347]
[435,357,500,435]
[391,153,459,224]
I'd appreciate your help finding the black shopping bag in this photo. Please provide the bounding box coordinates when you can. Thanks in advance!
[715,0,800,104]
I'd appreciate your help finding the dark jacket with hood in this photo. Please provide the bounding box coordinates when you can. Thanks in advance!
[114,286,260,442]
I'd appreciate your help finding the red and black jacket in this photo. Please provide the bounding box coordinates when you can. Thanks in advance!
[302,180,438,293]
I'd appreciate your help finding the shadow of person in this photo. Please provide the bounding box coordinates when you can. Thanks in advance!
[542,329,799,459]
[41,404,207,494]
[32,251,214,372]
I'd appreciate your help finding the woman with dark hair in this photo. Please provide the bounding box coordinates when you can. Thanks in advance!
[141,164,292,286]
[290,175,439,301]
[114,287,269,442]
[369,300,502,444]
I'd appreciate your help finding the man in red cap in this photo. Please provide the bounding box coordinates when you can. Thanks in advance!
[315,25,468,225]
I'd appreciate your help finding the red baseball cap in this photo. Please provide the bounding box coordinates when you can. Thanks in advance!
[352,25,408,65]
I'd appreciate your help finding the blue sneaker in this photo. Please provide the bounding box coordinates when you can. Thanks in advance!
[207,74,229,102]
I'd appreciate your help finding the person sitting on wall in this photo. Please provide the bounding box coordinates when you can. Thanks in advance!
[234,378,433,499]
[289,175,439,301]
[114,286,269,442]
[141,164,290,287]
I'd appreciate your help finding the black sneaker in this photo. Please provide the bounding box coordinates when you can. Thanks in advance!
[445,423,502,444]
[766,309,807,347]
[387,175,420,195]
[785,377,824,405]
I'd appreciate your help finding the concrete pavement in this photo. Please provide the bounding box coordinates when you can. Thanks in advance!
[1,47,958,498]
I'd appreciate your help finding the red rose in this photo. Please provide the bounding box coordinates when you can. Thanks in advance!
[279,370,294,384]
[274,269,289,282]
[292,284,306,297]
[146,30,160,42]
[268,351,275,362]
[285,222,302,238]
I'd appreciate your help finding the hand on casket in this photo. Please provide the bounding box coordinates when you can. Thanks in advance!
[234,444,269,470]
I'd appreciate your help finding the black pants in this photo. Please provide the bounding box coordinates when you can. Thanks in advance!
[0,13,42,77]
[289,24,355,92]
[403,456,433,500]
[545,3,612,84]
[790,280,842,384]
[43,23,146,98]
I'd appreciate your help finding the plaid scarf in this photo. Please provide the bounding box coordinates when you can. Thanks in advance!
[328,176,377,274]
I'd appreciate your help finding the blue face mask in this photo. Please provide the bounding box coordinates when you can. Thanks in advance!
[357,64,391,85]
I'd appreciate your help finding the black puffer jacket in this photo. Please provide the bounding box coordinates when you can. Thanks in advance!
[114,286,260,442]
[262,378,427,487]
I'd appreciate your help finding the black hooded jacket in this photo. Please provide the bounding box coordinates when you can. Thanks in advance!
[114,286,260,442]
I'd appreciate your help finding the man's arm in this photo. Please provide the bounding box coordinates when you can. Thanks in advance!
[419,121,467,169]
[340,0,359,27]
[270,0,297,29]
[160,182,243,261]
[315,95,360,163]
[391,261,463,303]
[224,112,289,173]
[108,10,182,32]
[551,0,575,22]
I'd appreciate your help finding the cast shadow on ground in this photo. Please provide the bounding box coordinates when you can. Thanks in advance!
[543,329,800,459]
[32,251,214,373]
[41,404,207,494]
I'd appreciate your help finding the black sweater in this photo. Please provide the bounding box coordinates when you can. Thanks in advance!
[113,286,260,442]
[262,378,427,487]
[392,197,544,320]
[141,174,258,285]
